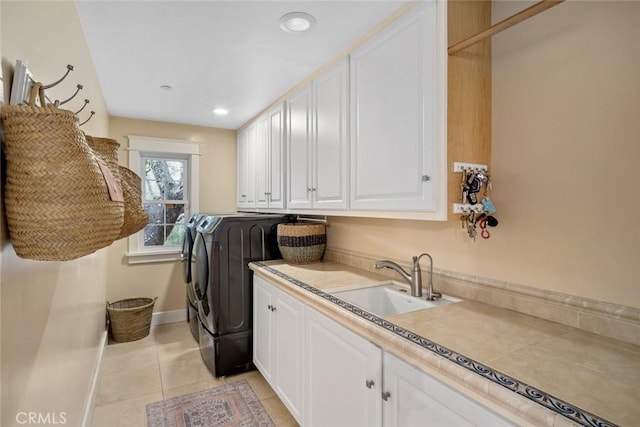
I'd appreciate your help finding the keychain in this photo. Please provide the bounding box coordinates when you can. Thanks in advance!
[482,196,496,213]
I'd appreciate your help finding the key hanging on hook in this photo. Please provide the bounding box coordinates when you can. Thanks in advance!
[42,64,74,90]
[55,84,83,107]
[79,111,95,127]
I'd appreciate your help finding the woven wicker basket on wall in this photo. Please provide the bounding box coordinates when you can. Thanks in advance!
[107,297,157,342]
[117,166,149,238]
[86,136,148,239]
[0,104,124,261]
[277,223,326,264]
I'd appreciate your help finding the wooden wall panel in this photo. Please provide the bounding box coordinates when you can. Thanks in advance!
[447,1,492,219]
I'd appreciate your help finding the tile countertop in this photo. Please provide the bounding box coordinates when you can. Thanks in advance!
[249,260,640,427]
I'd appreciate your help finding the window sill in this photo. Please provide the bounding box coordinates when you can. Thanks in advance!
[126,250,182,265]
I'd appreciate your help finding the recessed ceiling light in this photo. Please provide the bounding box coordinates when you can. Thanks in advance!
[160,85,173,91]
[213,107,228,116]
[279,12,316,33]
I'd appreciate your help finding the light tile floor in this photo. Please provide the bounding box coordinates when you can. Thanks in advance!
[91,321,298,427]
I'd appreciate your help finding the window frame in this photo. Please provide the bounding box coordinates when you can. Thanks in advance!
[127,135,200,264]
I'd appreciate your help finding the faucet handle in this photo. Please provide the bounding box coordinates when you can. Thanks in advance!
[411,255,421,272]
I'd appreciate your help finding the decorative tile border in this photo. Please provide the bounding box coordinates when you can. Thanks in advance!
[254,262,617,427]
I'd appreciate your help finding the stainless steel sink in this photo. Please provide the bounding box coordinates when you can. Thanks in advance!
[330,282,460,317]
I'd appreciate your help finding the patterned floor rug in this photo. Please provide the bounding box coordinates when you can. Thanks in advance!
[145,379,275,427]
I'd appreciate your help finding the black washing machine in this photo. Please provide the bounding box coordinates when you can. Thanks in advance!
[181,213,209,342]
[194,213,288,377]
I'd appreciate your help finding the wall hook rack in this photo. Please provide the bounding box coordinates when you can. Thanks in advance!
[55,84,83,107]
[79,111,95,127]
[42,64,74,90]
[74,99,90,115]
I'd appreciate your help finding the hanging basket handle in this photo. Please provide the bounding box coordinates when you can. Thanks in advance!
[27,82,47,107]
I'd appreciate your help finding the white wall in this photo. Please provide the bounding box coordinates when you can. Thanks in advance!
[327,0,640,309]
[107,117,237,313]
[1,1,110,426]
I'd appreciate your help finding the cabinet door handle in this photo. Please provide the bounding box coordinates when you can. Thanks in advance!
[271,305,277,312]
[267,304,273,311]
[381,391,391,401]
[365,379,375,389]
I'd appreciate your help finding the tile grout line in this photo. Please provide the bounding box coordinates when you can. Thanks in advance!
[154,327,167,400]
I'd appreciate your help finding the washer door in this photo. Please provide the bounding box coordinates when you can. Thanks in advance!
[192,233,209,301]
[181,229,194,284]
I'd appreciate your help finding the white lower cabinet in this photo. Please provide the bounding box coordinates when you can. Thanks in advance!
[305,307,382,427]
[383,352,514,427]
[253,275,515,427]
[253,276,305,422]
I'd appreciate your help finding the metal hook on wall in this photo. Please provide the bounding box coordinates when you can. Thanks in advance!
[55,84,83,107]
[42,64,74,90]
[74,99,90,115]
[79,111,95,127]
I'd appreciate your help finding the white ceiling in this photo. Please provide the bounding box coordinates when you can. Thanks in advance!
[75,0,408,130]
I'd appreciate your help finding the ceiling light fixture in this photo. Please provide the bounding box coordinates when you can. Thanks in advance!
[213,107,228,116]
[279,12,316,33]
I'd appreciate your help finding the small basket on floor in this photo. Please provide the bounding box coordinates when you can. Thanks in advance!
[107,297,157,342]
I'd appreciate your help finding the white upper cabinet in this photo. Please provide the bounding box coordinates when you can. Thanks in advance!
[236,124,256,208]
[312,58,349,209]
[268,105,285,208]
[256,104,285,209]
[240,2,448,219]
[236,127,248,207]
[287,58,349,210]
[255,115,270,207]
[350,1,446,216]
[286,83,314,209]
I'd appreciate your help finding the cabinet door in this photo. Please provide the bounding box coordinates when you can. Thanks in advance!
[236,128,248,208]
[252,277,274,383]
[383,352,514,427]
[255,115,269,208]
[313,58,349,209]
[305,307,382,427]
[244,122,257,207]
[286,84,313,209]
[268,104,285,209]
[350,1,441,212]
[273,288,305,422]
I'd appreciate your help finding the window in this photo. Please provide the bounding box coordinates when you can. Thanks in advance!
[142,157,187,247]
[127,136,200,263]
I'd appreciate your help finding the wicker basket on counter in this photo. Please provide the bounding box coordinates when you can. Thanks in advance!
[277,223,326,264]
[107,297,157,342]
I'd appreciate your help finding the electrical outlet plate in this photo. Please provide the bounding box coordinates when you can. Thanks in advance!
[453,162,488,173]
[9,59,34,105]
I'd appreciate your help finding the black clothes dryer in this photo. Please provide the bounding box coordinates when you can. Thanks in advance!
[193,213,287,377]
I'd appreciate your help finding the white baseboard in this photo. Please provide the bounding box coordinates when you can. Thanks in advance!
[152,309,187,325]
[81,328,108,427]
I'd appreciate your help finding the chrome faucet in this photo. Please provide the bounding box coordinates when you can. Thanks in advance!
[374,253,442,301]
